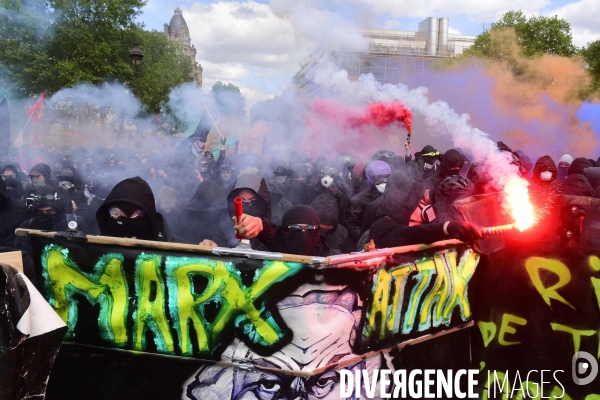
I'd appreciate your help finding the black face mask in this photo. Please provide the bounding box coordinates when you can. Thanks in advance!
[281,233,321,256]
[322,228,335,238]
[106,217,154,240]
[30,213,61,231]
[228,197,266,218]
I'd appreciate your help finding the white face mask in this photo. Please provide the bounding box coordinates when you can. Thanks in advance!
[321,175,334,188]
[375,183,386,193]
[275,175,287,184]
[540,171,553,181]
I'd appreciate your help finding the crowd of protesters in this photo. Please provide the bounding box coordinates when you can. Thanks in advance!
[1,137,592,262]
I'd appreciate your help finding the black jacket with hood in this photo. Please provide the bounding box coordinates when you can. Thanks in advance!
[96,176,180,242]
[171,180,229,244]
[347,186,381,240]
[212,173,273,250]
[0,177,28,248]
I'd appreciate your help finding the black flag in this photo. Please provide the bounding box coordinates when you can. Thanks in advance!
[173,111,212,165]
[0,97,10,155]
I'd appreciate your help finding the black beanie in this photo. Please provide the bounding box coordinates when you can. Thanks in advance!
[282,205,320,227]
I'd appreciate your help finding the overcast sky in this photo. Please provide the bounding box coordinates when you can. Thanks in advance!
[137,0,600,107]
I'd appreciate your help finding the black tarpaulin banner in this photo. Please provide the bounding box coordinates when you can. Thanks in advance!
[23,232,476,399]
[0,263,67,400]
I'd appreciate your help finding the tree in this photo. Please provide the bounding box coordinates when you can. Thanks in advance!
[211,81,246,118]
[0,0,195,114]
[581,40,600,89]
[464,10,577,59]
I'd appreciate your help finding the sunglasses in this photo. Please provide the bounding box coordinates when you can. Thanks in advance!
[109,206,147,220]
[320,167,337,176]
[374,176,389,185]
[283,224,321,236]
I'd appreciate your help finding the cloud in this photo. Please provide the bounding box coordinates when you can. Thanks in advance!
[545,0,600,46]
[448,26,462,34]
[356,0,551,22]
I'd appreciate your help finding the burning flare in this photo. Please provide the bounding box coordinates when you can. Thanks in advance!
[504,176,535,231]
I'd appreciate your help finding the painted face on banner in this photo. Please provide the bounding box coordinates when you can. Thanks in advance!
[185,286,380,400]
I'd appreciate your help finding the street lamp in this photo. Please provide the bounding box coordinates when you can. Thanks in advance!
[129,42,144,98]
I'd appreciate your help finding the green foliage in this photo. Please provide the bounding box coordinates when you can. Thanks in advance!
[465,10,577,59]
[211,81,246,118]
[581,40,600,90]
[0,0,195,115]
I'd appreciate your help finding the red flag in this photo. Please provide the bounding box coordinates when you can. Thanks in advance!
[27,92,46,124]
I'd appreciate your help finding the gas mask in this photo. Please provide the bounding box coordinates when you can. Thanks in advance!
[540,171,553,181]
[200,164,208,173]
[375,183,386,193]
[276,175,287,184]
[321,176,334,188]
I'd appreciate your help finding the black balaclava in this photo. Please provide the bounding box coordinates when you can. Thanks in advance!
[279,205,322,256]
[96,176,160,241]
[310,194,339,237]
[105,201,154,240]
[440,149,465,177]
[3,177,24,200]
[0,176,9,207]
[227,190,267,218]
[420,145,439,167]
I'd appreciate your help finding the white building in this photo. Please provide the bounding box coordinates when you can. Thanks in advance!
[294,17,477,94]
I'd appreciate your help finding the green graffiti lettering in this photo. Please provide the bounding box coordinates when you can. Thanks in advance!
[589,255,600,272]
[132,254,174,353]
[165,257,301,355]
[402,258,435,334]
[525,257,575,310]
[550,323,596,354]
[477,321,497,347]
[215,260,301,348]
[42,245,128,346]
[386,265,414,335]
[363,267,391,341]
[419,253,451,330]
[441,249,479,321]
[498,313,527,346]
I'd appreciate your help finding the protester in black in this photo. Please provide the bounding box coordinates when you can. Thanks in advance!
[95,176,181,242]
[0,177,28,248]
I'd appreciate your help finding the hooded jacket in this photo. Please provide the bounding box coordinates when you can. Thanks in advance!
[583,167,600,191]
[568,158,593,176]
[347,186,381,240]
[560,174,593,197]
[212,174,272,249]
[311,194,347,253]
[171,180,229,244]
[532,156,558,183]
[0,177,28,248]
[377,169,424,225]
[405,145,439,182]
[96,176,179,242]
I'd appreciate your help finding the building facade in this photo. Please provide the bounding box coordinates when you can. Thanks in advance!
[294,17,476,95]
[164,8,203,85]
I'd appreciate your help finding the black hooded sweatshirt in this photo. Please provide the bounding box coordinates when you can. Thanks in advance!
[405,145,439,182]
[560,174,593,197]
[171,180,229,244]
[377,169,424,225]
[212,174,272,250]
[347,186,381,240]
[96,176,180,242]
[0,178,28,248]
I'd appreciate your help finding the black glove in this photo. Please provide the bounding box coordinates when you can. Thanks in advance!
[447,221,482,242]
[29,214,57,231]
[220,136,227,145]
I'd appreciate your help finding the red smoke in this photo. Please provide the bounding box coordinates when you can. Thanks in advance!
[302,98,413,161]
[352,102,413,134]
